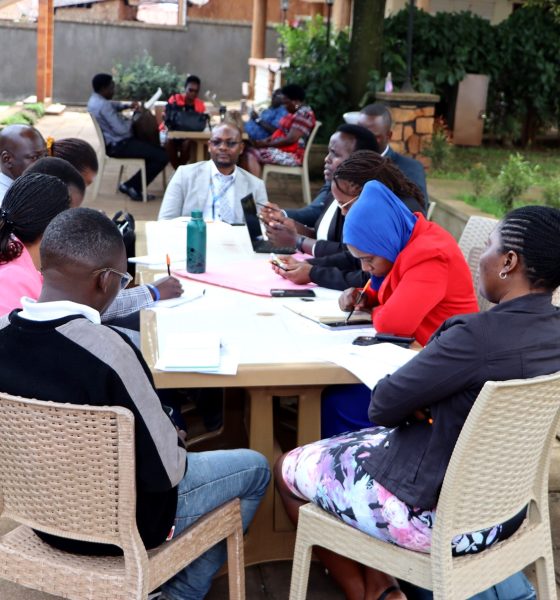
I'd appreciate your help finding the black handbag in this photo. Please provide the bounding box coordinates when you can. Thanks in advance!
[112,211,136,278]
[165,104,209,132]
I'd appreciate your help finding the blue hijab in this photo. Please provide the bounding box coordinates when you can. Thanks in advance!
[343,180,417,290]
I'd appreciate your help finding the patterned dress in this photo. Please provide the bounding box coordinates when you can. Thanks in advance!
[250,105,316,167]
[282,427,525,556]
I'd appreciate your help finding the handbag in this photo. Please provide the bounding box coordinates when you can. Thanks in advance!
[112,211,136,278]
[164,104,209,132]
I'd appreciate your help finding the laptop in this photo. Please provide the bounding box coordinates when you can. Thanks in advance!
[240,193,296,254]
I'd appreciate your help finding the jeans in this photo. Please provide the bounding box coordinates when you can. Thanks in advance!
[107,138,168,193]
[160,449,270,600]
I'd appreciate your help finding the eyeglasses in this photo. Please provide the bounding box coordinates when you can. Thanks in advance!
[209,138,241,149]
[93,268,133,290]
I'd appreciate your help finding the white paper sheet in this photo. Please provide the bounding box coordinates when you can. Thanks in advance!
[321,342,418,389]
[144,87,163,110]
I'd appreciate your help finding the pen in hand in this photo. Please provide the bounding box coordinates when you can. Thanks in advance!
[345,278,372,324]
[166,254,171,277]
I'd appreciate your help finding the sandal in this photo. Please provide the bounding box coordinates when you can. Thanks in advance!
[378,585,400,600]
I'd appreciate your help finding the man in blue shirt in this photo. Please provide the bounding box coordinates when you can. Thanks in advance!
[87,73,168,202]
[244,89,288,141]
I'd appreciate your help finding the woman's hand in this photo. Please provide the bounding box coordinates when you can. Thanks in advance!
[271,258,313,285]
[260,201,284,223]
[265,217,298,247]
[338,287,374,312]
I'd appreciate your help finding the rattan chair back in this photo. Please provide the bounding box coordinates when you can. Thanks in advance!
[458,215,498,312]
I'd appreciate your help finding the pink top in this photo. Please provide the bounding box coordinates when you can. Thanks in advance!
[0,240,42,316]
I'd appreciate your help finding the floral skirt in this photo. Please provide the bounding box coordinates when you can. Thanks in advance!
[248,146,302,167]
[282,427,525,556]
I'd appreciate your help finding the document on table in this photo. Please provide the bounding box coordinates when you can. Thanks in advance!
[154,311,239,374]
[321,342,418,389]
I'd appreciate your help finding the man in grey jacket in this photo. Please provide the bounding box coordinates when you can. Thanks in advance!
[158,123,267,221]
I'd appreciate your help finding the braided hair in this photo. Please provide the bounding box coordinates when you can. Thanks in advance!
[333,150,425,208]
[499,205,560,290]
[49,138,98,176]
[0,173,70,264]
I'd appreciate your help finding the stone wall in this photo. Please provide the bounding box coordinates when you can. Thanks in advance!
[376,91,440,169]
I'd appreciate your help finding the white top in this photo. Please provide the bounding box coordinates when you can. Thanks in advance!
[315,198,338,241]
[203,162,238,222]
[0,172,14,206]
[19,296,101,324]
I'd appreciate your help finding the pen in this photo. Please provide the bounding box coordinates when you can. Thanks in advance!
[166,254,171,277]
[256,202,282,213]
[345,278,372,324]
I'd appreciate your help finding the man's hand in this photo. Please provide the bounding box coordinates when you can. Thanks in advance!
[271,258,313,285]
[153,276,183,300]
[129,100,141,111]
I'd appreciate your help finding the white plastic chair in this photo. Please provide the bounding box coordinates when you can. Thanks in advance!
[289,372,560,600]
[458,215,499,312]
[89,112,148,203]
[262,121,322,206]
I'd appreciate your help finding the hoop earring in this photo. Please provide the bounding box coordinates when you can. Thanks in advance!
[499,271,507,280]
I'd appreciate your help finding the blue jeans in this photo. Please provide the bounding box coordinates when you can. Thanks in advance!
[160,449,270,600]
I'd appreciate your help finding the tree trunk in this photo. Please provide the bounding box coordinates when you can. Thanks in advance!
[347,0,387,108]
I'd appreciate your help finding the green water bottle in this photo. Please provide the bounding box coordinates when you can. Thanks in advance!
[186,210,206,273]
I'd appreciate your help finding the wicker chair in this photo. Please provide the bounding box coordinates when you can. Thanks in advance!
[0,392,245,600]
[288,372,560,600]
[262,121,321,206]
[458,215,498,312]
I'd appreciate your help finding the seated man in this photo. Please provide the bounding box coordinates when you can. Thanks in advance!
[245,89,288,141]
[0,207,270,599]
[261,124,379,250]
[87,73,168,202]
[158,122,267,221]
[358,102,428,204]
[0,124,47,204]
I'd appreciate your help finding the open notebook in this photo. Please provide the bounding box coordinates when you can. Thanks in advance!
[155,332,221,372]
[285,299,372,329]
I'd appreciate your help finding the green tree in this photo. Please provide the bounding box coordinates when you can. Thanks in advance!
[523,0,560,21]
[347,0,386,107]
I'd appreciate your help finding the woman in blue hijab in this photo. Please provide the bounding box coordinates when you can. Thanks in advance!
[322,179,478,438]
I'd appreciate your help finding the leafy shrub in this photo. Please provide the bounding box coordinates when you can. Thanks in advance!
[493,154,536,211]
[277,16,350,142]
[0,111,35,126]
[112,52,184,101]
[422,118,451,170]
[542,178,560,209]
[468,163,490,198]
[24,103,45,118]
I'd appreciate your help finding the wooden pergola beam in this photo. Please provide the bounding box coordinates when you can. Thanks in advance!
[249,0,267,97]
[36,0,54,104]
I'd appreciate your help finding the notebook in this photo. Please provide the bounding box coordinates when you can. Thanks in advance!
[240,194,296,254]
[285,299,372,329]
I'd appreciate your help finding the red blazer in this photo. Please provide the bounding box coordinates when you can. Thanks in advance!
[365,214,479,346]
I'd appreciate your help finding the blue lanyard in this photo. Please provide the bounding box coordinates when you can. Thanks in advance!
[210,175,235,220]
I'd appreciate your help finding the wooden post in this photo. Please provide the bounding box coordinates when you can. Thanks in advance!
[249,0,267,98]
[333,0,352,29]
[177,0,185,26]
[36,0,54,104]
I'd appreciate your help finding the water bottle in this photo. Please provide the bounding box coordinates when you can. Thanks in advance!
[384,72,394,94]
[187,210,206,273]
[159,125,168,146]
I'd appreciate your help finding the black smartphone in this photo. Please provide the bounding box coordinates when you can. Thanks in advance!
[352,334,415,347]
[270,289,316,298]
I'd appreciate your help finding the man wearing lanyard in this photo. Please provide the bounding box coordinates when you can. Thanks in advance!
[158,123,267,221]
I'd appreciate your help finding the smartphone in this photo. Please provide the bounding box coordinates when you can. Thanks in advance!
[269,258,288,271]
[270,289,316,298]
[352,334,415,347]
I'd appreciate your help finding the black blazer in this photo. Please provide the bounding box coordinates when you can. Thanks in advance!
[364,293,560,509]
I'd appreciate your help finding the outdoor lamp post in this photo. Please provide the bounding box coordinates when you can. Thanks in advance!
[279,0,289,61]
[325,0,334,45]
[401,0,416,92]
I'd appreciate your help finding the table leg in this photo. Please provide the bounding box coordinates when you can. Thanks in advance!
[243,385,324,566]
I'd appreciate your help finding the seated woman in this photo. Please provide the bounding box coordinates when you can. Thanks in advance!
[0,173,70,315]
[316,180,478,437]
[270,150,426,290]
[244,83,316,179]
[276,205,560,600]
[48,137,99,187]
[163,74,206,169]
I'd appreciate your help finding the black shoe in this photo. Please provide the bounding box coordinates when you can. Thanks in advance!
[118,183,155,202]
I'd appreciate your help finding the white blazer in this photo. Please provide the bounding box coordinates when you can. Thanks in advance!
[158,160,268,221]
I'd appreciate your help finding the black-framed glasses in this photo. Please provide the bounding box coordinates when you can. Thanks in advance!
[93,268,133,290]
[209,138,241,149]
